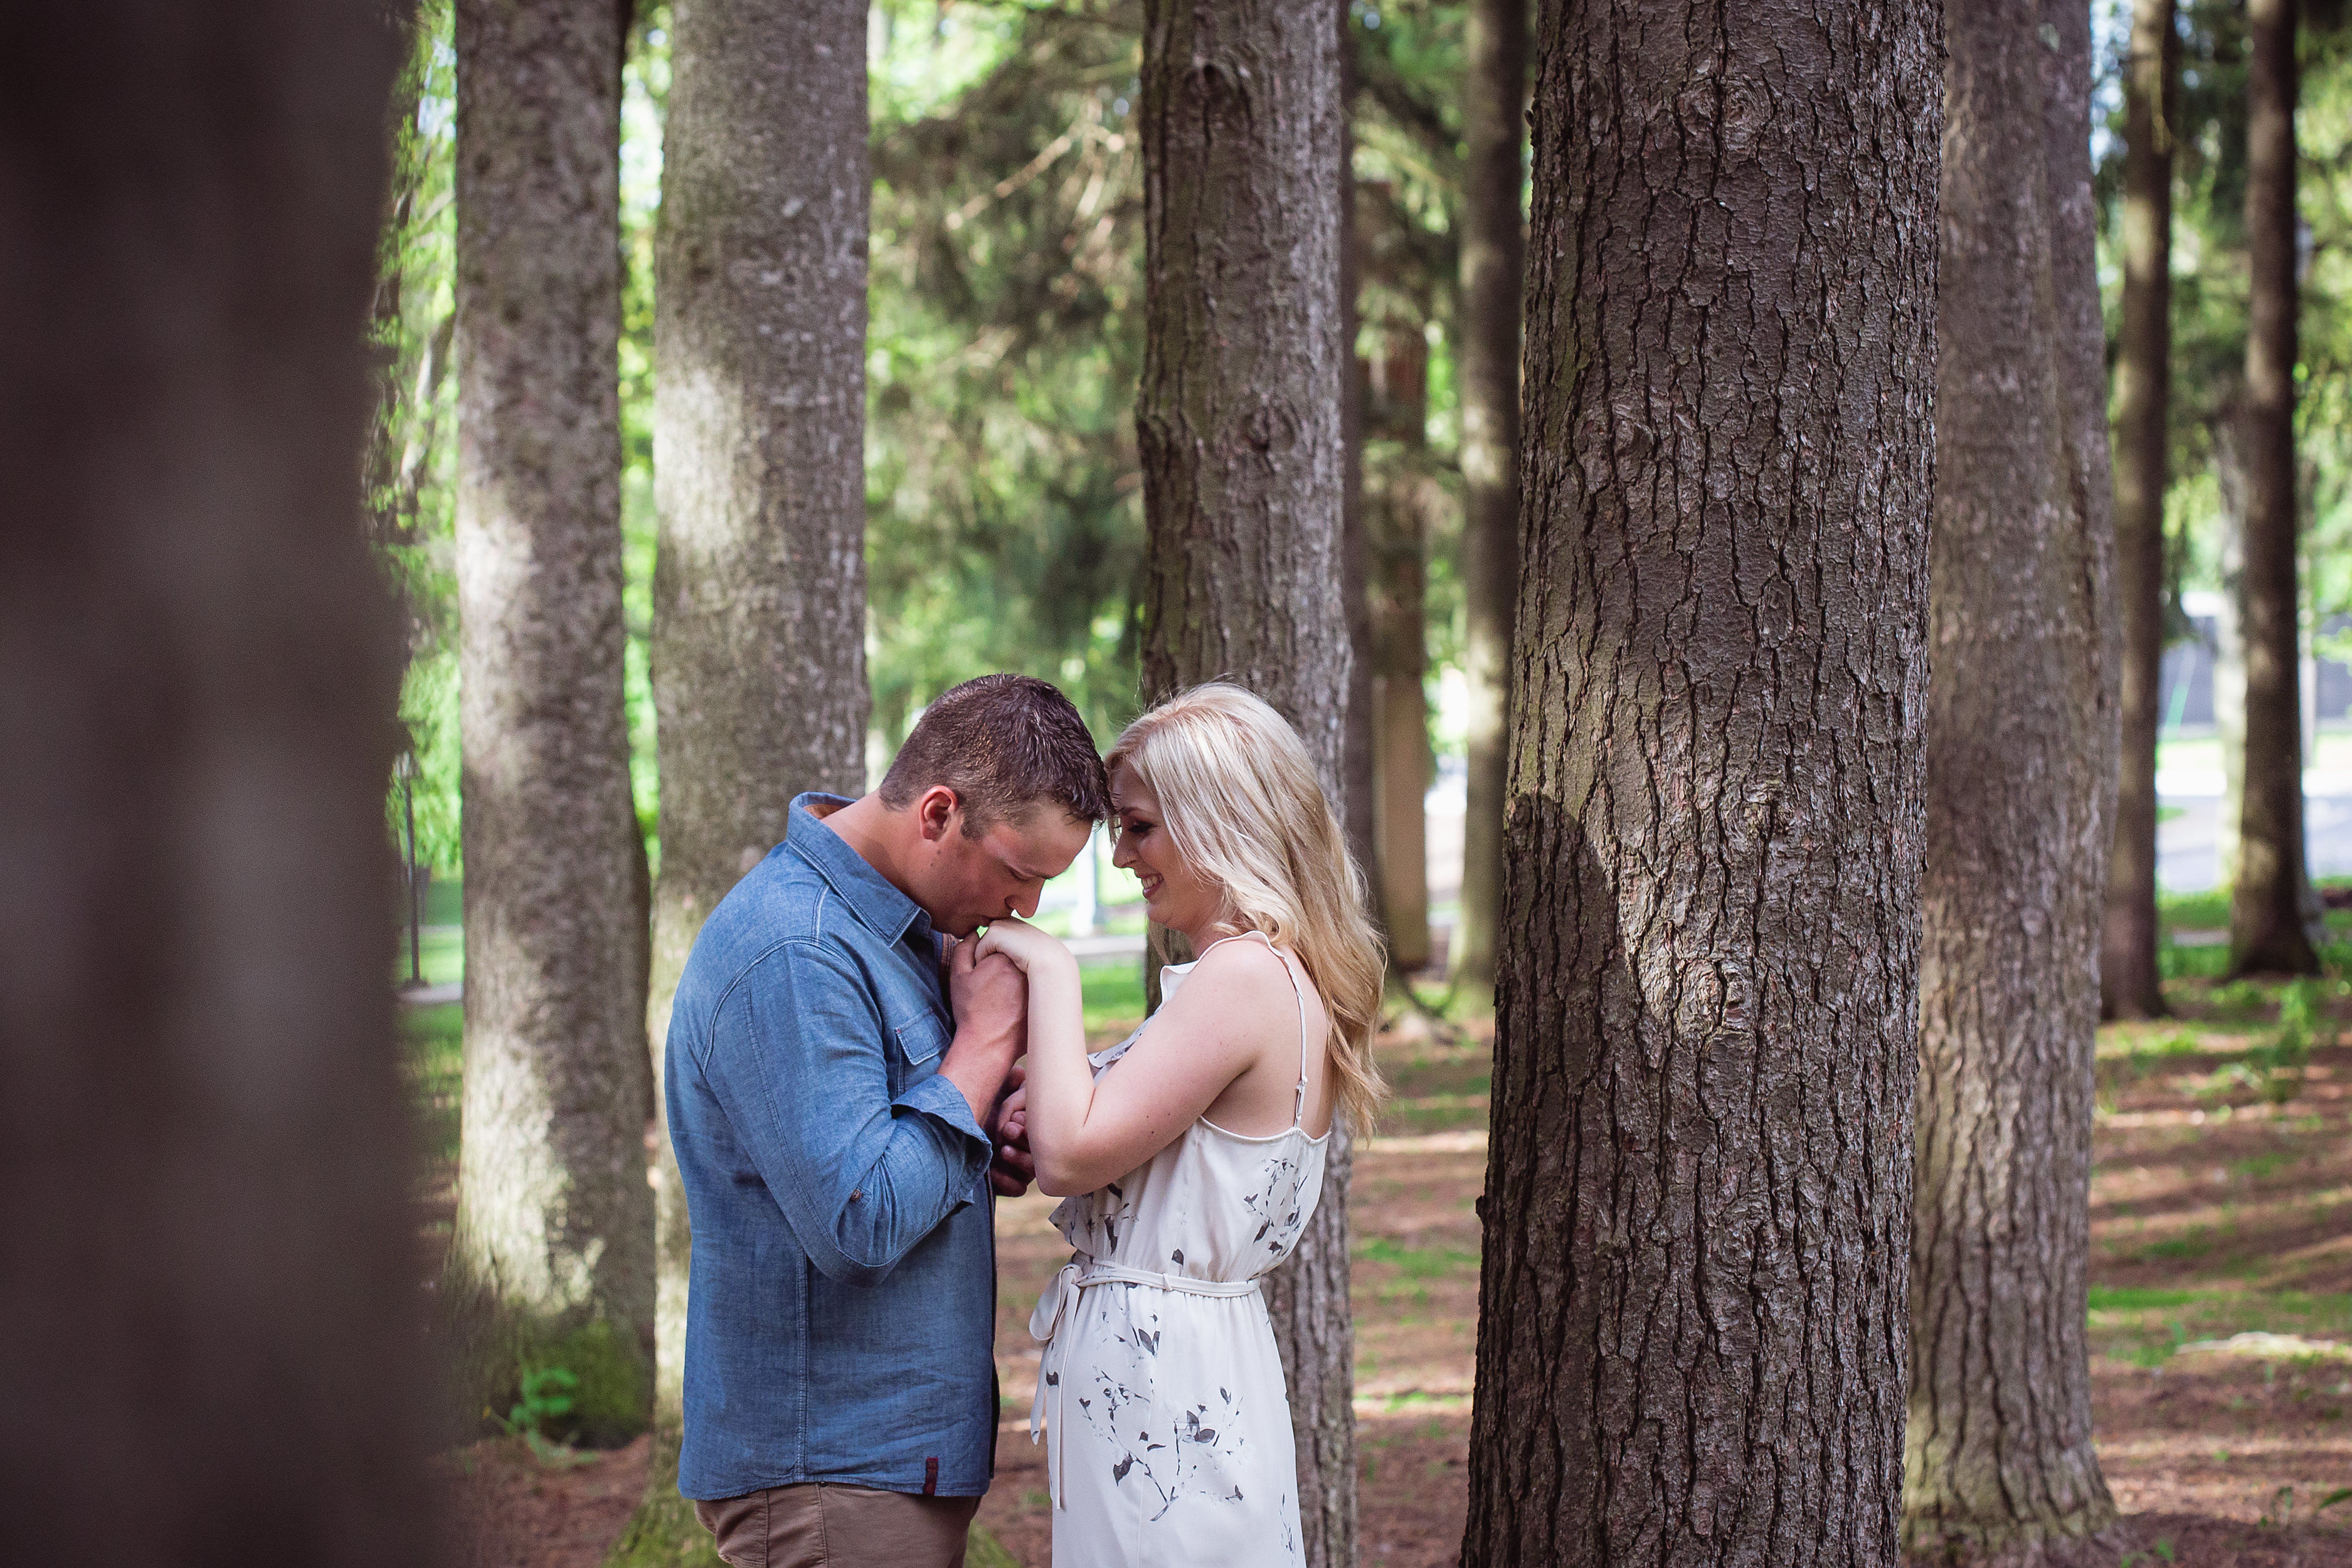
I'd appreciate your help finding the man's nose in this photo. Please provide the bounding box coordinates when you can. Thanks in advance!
[1013,887,1041,919]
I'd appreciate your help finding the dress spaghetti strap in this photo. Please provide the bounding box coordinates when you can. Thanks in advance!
[1192,930,1312,1128]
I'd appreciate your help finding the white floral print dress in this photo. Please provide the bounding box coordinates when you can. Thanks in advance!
[1028,931,1329,1567]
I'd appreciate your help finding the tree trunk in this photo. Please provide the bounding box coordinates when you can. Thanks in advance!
[1339,25,1382,958]
[2229,0,2319,977]
[445,0,655,1448]
[1368,336,1433,973]
[1458,3,1939,1562]
[612,0,872,1554]
[0,3,442,1562]
[2217,411,2249,887]
[2103,0,2176,1021]
[1905,0,2123,1558]
[1449,0,1527,997]
[1136,0,1355,1558]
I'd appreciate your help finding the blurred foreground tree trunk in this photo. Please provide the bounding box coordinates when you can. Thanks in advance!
[1906,0,2122,1557]
[443,0,654,1448]
[608,0,872,1558]
[2229,0,2319,977]
[1449,0,1527,997]
[2104,0,2177,1020]
[1458,3,1938,1562]
[0,3,443,1563]
[1136,0,1356,1557]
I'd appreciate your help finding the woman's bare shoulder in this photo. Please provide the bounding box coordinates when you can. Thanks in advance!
[1185,935,1318,1017]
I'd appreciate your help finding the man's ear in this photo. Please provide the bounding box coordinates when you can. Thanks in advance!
[914,785,962,842]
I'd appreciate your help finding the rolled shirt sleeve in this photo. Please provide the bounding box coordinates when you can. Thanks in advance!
[701,941,992,1288]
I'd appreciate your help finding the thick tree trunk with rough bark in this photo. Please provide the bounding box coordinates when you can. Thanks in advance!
[610,0,872,1555]
[445,0,655,1448]
[1458,4,1939,1564]
[1449,0,1527,996]
[0,3,442,1561]
[2104,0,2176,1021]
[1905,1,2123,1559]
[1340,33,1382,957]
[2230,0,2319,977]
[1136,0,1355,1558]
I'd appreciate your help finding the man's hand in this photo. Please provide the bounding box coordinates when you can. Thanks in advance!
[987,1071,1035,1197]
[940,935,1029,1127]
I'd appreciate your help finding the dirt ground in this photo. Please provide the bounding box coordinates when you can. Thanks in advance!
[439,997,2352,1566]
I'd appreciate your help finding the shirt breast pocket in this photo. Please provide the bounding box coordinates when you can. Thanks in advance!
[891,1013,950,1089]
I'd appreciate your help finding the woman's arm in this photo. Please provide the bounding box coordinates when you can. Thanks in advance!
[980,923,1300,1195]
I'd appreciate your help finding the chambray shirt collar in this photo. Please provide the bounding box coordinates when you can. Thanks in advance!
[785,792,933,950]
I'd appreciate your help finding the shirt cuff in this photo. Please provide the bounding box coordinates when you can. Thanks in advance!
[895,1072,992,1166]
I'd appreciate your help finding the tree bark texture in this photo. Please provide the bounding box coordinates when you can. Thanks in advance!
[1450,0,1528,995]
[617,0,872,1546]
[1367,337,1436,972]
[2102,0,2176,1021]
[1906,1,2122,1558]
[0,3,441,1562]
[1458,4,1939,1564]
[2229,0,2318,977]
[1340,34,1382,953]
[446,0,654,1445]
[1137,1,1356,1559]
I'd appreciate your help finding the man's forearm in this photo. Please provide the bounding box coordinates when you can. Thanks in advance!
[938,1033,1019,1125]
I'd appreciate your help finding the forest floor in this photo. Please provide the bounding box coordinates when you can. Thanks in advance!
[424,965,2352,1567]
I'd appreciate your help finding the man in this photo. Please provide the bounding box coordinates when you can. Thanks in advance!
[665,674,1108,1567]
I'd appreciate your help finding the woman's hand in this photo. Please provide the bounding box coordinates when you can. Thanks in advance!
[973,914,1074,977]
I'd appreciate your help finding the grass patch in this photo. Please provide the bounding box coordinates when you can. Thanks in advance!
[405,1001,463,1165]
[2087,1286,2352,1367]
[1081,957,1147,1034]
[1355,1236,1478,1279]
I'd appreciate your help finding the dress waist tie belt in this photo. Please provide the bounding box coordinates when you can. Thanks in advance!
[1028,1257,1261,1509]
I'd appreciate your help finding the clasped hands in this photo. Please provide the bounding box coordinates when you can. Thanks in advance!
[945,933,1037,1197]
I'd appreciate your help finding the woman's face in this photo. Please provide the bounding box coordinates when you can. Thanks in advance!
[1108,760,1223,937]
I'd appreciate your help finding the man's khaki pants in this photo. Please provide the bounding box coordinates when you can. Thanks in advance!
[694,1482,981,1568]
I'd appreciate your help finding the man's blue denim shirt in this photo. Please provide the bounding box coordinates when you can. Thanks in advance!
[667,792,997,1502]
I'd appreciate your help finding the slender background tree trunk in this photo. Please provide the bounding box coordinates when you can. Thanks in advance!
[1367,334,1434,973]
[2104,0,2177,1021]
[2230,0,2319,977]
[1458,3,1939,1562]
[1905,0,2122,1557]
[445,0,655,1447]
[0,3,442,1560]
[2216,409,2250,887]
[1449,0,1527,998]
[1136,0,1356,1557]
[610,0,872,1555]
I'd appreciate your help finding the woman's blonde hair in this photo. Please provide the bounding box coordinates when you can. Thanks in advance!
[1107,683,1387,1134]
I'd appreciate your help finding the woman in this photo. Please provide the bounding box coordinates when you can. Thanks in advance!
[976,683,1385,1565]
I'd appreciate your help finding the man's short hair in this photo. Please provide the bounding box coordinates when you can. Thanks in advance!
[879,674,1110,832]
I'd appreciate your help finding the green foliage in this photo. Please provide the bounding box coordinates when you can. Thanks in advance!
[866,0,1148,746]
[489,1319,650,1452]
[494,1364,578,1441]
[2094,6,2352,651]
